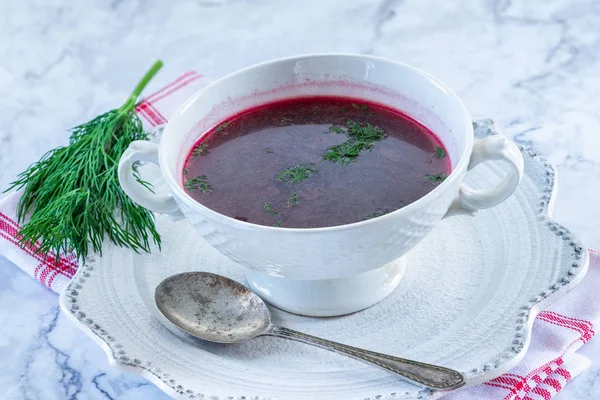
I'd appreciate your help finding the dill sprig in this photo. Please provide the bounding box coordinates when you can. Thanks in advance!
[5,61,164,263]
[435,146,446,159]
[192,143,209,156]
[364,208,392,220]
[351,103,373,116]
[426,173,448,184]
[184,175,212,193]
[287,193,300,208]
[329,125,344,134]
[264,202,278,216]
[287,193,300,207]
[277,163,317,183]
[323,120,385,164]
[324,141,372,165]
[215,121,230,132]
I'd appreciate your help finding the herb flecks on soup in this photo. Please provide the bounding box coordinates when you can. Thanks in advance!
[183,96,451,228]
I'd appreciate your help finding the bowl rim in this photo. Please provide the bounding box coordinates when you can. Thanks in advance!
[159,53,474,233]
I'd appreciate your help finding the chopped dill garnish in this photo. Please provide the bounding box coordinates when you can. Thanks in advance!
[280,117,294,125]
[324,141,373,165]
[329,125,344,134]
[287,193,300,207]
[426,173,448,184]
[352,103,368,112]
[346,120,384,140]
[277,163,317,183]
[183,167,190,178]
[352,103,373,116]
[264,147,274,153]
[264,202,278,216]
[215,121,230,132]
[323,120,385,164]
[435,146,446,159]
[364,208,392,220]
[184,175,212,193]
[192,143,209,156]
[272,221,282,227]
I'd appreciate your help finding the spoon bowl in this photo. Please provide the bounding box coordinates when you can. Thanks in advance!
[155,272,271,343]
[155,271,465,391]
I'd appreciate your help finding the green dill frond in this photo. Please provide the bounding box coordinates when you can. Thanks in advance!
[279,117,293,125]
[264,202,278,216]
[215,121,230,132]
[435,146,446,159]
[277,163,317,183]
[364,208,392,220]
[286,193,300,207]
[184,175,212,193]
[5,62,165,263]
[323,120,385,164]
[426,173,448,184]
[329,125,344,134]
[192,143,209,156]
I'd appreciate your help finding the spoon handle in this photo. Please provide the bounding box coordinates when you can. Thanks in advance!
[266,325,465,391]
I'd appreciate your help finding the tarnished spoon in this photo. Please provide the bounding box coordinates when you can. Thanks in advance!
[154,272,465,391]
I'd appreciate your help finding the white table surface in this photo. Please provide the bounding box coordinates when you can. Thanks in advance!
[1,0,600,398]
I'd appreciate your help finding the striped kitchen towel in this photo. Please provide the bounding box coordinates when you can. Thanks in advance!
[0,71,597,399]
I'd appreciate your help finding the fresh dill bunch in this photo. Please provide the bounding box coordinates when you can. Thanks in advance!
[184,174,212,193]
[5,61,165,263]
[277,163,317,183]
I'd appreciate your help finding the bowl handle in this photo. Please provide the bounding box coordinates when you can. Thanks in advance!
[118,140,183,218]
[444,135,524,218]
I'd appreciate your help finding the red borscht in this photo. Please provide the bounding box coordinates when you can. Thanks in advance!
[182,97,451,228]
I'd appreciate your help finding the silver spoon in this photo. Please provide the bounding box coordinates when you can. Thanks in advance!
[154,272,465,391]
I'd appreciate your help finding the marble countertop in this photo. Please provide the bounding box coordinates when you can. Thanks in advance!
[1,0,600,398]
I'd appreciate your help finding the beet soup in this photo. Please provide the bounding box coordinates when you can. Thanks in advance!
[182,97,451,228]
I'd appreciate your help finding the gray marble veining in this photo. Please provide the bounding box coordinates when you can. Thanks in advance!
[1,0,599,399]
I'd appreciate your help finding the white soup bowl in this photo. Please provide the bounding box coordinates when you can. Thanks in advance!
[119,54,524,316]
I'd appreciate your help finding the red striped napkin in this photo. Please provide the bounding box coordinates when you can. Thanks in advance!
[1,72,597,399]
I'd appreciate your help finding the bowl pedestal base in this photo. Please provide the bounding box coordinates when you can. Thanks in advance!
[244,257,406,317]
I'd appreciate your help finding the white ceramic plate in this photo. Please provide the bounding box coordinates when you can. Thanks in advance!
[60,120,589,400]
